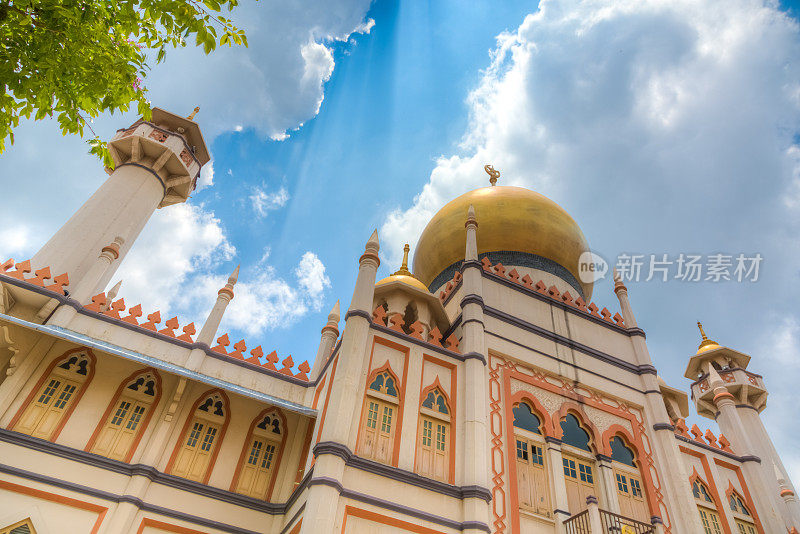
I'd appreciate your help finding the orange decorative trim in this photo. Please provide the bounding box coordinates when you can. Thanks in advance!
[295,419,315,486]
[8,346,97,442]
[136,518,210,534]
[217,287,234,299]
[165,388,231,485]
[341,505,447,534]
[101,242,120,259]
[356,337,410,467]
[229,407,288,501]
[84,367,163,462]
[551,402,601,449]
[681,447,733,534]
[782,489,795,497]
[0,479,108,534]
[359,252,381,266]
[312,376,327,410]
[416,354,458,484]
[713,391,735,403]
[716,458,764,534]
[287,519,302,534]
[316,355,339,443]
[490,352,671,534]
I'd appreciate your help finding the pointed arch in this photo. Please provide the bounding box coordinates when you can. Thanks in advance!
[166,388,231,484]
[366,361,402,399]
[9,347,97,442]
[509,390,554,437]
[552,403,600,451]
[229,407,288,501]
[357,360,403,465]
[419,377,451,414]
[415,377,453,482]
[84,367,162,462]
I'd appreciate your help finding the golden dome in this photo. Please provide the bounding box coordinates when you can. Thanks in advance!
[696,321,721,355]
[412,185,592,299]
[376,244,432,293]
[376,273,431,293]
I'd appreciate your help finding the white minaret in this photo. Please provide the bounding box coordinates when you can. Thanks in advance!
[31,107,210,296]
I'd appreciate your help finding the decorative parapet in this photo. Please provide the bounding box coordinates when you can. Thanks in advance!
[0,259,312,383]
[673,418,734,454]
[440,257,626,328]
[372,305,460,354]
[1,259,69,294]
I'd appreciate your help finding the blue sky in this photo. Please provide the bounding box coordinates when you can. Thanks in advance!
[2,0,800,483]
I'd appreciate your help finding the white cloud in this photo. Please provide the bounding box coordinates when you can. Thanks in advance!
[378,0,800,486]
[113,203,235,315]
[250,186,290,217]
[196,160,215,191]
[189,251,331,336]
[380,0,800,266]
[140,0,375,140]
[295,251,331,309]
[0,225,32,261]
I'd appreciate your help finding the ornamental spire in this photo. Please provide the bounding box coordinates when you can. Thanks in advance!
[484,164,500,186]
[187,106,200,120]
[392,244,413,277]
[696,321,720,354]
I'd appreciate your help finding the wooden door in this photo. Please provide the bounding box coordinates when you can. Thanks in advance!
[236,436,278,499]
[698,507,723,534]
[375,402,395,463]
[516,437,550,516]
[92,397,149,460]
[16,377,80,439]
[563,455,595,513]
[173,419,221,481]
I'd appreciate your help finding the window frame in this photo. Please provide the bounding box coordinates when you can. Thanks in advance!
[230,408,288,501]
[85,368,161,462]
[9,348,96,442]
[166,388,230,484]
[414,384,452,483]
[357,366,402,465]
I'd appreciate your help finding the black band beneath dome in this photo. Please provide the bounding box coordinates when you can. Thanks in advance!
[429,250,585,299]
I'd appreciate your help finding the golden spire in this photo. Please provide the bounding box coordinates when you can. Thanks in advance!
[484,164,500,186]
[392,244,413,276]
[696,321,721,354]
[187,106,200,120]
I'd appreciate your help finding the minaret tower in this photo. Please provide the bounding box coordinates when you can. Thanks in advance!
[685,322,797,531]
[31,107,210,297]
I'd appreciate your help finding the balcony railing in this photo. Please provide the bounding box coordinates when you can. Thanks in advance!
[599,510,654,533]
[563,506,655,534]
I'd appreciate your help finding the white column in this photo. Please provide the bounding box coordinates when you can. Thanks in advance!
[185,266,238,371]
[597,456,620,514]
[311,300,340,379]
[548,439,570,533]
[460,205,491,534]
[300,231,379,534]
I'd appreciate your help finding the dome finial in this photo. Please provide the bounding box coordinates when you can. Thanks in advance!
[187,106,200,120]
[392,244,413,276]
[696,321,721,354]
[697,321,708,341]
[484,164,500,186]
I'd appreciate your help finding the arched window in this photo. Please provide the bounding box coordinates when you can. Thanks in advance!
[87,369,160,461]
[692,477,723,534]
[415,386,451,482]
[513,402,550,517]
[168,390,228,483]
[729,490,756,534]
[560,413,596,514]
[609,436,649,522]
[358,368,400,464]
[0,518,36,534]
[401,303,418,335]
[12,349,94,441]
[232,410,286,500]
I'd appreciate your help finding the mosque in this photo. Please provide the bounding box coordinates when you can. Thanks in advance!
[0,107,797,534]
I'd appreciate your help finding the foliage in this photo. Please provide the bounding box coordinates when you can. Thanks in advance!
[0,0,248,166]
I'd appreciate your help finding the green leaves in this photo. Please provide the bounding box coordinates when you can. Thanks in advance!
[0,0,251,163]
